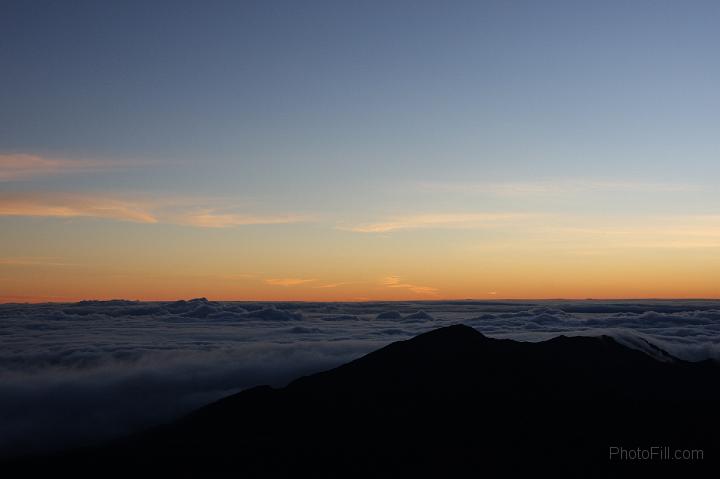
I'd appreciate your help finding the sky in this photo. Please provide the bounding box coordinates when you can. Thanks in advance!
[1,0,719,301]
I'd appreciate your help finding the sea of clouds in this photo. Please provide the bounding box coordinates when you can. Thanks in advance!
[2,298,720,456]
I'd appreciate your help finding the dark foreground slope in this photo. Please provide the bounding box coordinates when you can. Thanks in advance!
[10,325,720,477]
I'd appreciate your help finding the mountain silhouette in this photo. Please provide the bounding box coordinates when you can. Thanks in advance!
[8,325,720,477]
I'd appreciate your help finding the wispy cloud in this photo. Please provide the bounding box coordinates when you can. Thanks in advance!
[0,154,117,181]
[382,276,438,295]
[0,256,75,267]
[417,179,699,196]
[0,193,312,228]
[313,282,351,289]
[178,209,311,228]
[0,193,158,223]
[345,213,535,233]
[265,278,316,287]
[215,273,257,280]
[554,222,720,250]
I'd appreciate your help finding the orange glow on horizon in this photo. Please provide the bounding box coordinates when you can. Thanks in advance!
[2,211,719,303]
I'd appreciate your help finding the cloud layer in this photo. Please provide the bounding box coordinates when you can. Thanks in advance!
[1,298,719,456]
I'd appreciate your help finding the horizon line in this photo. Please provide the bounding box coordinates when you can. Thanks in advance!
[2,296,720,305]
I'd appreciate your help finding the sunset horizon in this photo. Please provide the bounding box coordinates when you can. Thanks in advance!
[3,1,720,476]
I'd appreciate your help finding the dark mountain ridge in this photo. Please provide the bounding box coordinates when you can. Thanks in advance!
[9,325,720,477]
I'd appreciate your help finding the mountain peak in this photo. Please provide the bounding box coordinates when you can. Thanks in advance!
[408,323,487,342]
[20,325,720,478]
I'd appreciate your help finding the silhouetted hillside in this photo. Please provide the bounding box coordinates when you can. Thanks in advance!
[9,325,720,477]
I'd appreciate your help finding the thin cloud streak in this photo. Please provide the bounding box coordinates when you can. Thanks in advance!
[552,225,720,250]
[0,154,118,181]
[314,282,351,289]
[0,193,158,223]
[382,276,438,295]
[0,193,312,228]
[265,278,316,287]
[179,210,311,228]
[346,213,536,233]
[0,257,76,267]
[417,179,700,196]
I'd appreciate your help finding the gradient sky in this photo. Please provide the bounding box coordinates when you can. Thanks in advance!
[1,0,719,301]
